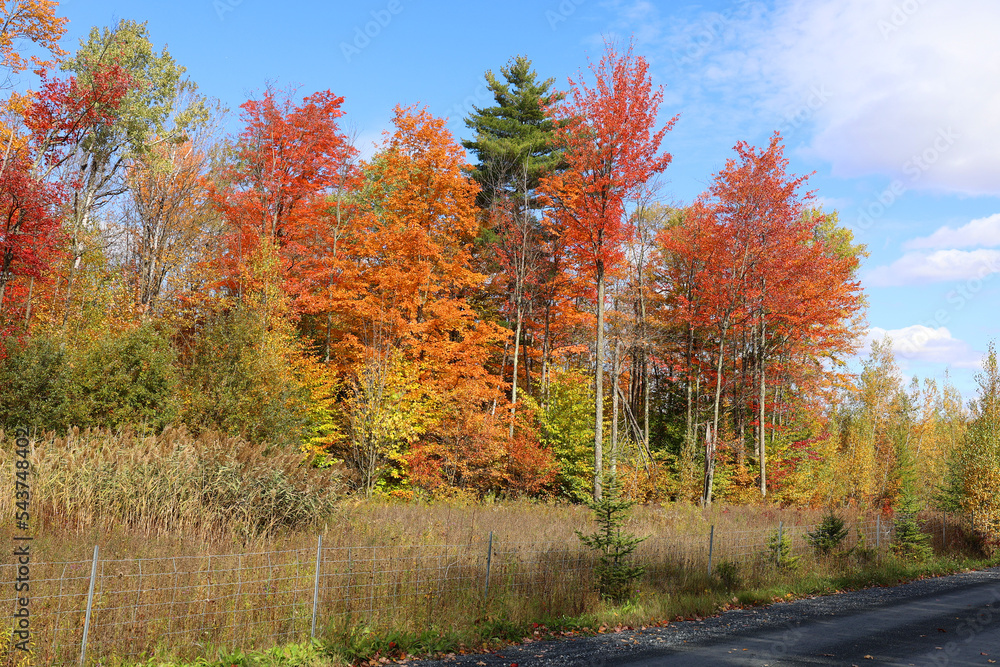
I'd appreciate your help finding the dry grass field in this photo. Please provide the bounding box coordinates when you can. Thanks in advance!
[0,429,987,666]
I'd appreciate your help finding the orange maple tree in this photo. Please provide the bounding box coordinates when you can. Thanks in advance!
[0,0,67,75]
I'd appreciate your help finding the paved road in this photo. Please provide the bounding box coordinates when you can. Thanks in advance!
[414,567,1000,667]
[612,572,1000,666]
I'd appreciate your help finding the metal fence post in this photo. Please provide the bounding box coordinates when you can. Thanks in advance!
[484,531,494,598]
[79,545,99,667]
[707,525,715,576]
[369,546,375,624]
[876,514,881,551]
[311,534,322,638]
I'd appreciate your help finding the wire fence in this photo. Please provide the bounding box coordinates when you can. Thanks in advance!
[0,511,972,666]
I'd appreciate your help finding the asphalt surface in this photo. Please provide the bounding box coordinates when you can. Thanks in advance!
[411,567,1000,667]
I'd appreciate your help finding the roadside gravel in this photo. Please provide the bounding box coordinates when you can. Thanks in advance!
[407,566,1000,667]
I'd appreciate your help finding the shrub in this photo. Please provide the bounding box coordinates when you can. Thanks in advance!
[0,333,73,430]
[0,324,178,433]
[72,323,180,431]
[179,307,313,448]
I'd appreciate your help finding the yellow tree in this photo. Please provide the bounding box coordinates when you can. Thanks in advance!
[843,336,904,506]
[962,342,1000,546]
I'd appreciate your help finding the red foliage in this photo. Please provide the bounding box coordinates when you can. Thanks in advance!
[1,62,131,321]
[541,37,678,278]
[210,86,357,305]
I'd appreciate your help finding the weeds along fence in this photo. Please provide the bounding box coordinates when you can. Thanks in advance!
[0,512,969,666]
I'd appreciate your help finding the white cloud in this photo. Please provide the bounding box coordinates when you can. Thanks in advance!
[636,0,1000,196]
[866,249,1000,286]
[862,325,982,368]
[760,0,1000,195]
[905,213,1000,250]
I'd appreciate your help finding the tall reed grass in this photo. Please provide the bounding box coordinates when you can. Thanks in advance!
[0,427,341,540]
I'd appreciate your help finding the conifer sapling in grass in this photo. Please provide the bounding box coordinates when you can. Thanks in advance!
[807,510,849,555]
[893,429,933,561]
[893,489,933,561]
[576,474,646,603]
[767,528,800,570]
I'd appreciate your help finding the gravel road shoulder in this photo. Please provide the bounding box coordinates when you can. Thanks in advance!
[407,566,1000,667]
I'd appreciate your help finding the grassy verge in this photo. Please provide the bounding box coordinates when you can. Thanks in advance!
[124,551,997,667]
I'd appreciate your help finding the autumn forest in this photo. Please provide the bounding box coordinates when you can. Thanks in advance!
[3,2,1000,535]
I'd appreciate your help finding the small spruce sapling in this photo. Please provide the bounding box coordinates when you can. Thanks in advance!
[893,437,933,561]
[576,474,646,603]
[807,510,849,555]
[767,528,800,570]
[893,491,933,561]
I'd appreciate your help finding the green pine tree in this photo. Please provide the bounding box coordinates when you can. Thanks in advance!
[807,510,849,555]
[462,55,563,213]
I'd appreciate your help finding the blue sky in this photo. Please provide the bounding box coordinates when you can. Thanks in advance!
[52,0,1000,399]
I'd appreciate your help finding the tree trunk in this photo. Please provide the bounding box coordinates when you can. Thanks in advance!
[0,248,12,312]
[611,339,620,477]
[542,301,551,409]
[758,316,767,497]
[594,261,606,501]
[704,326,728,506]
[509,303,524,439]
[685,322,694,443]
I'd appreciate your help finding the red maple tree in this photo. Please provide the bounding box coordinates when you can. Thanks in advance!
[540,38,678,500]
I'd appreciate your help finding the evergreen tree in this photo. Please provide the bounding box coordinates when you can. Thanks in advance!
[462,56,563,423]
[807,510,849,555]
[576,474,646,603]
[462,55,563,213]
[892,441,932,561]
